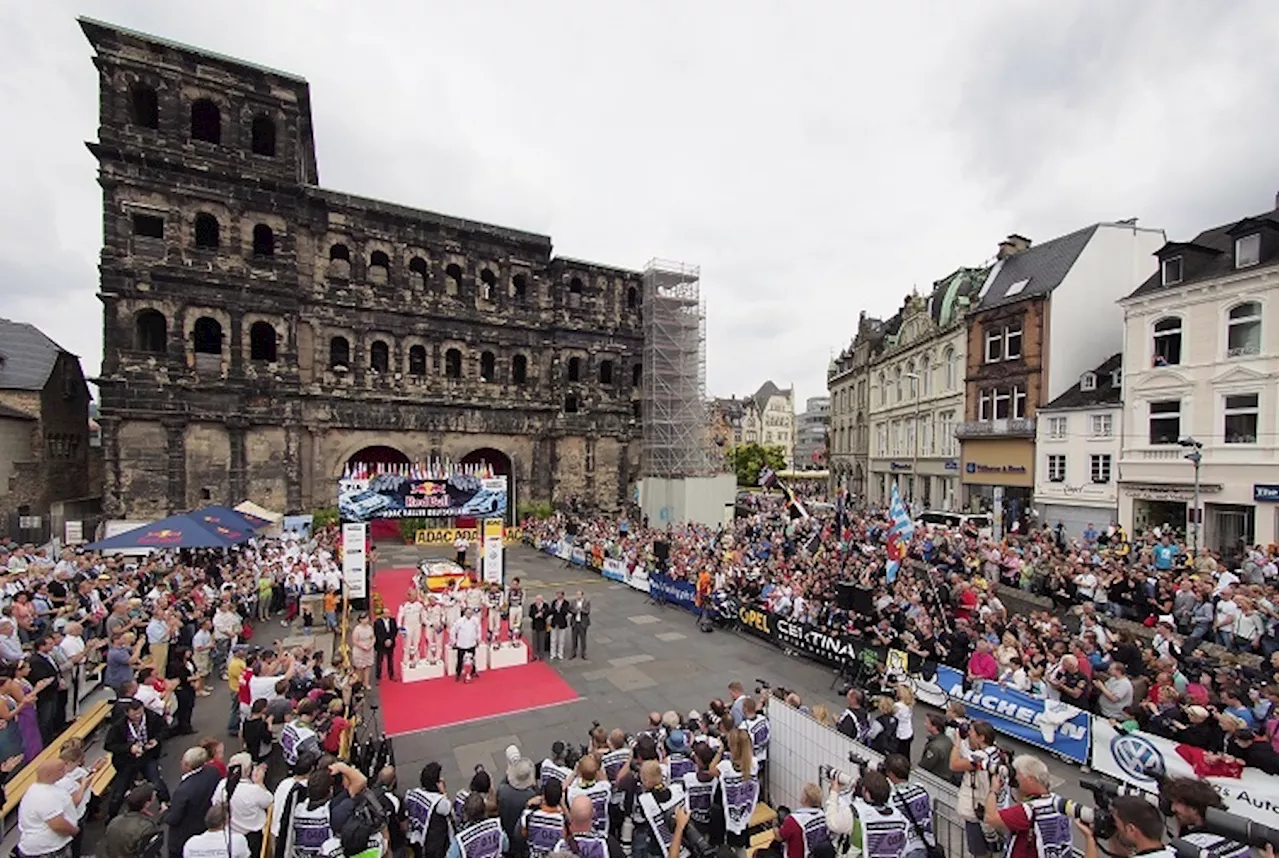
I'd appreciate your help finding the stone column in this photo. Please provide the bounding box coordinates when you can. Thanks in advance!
[285,424,303,513]
[163,419,186,513]
[100,416,124,518]
[227,419,247,505]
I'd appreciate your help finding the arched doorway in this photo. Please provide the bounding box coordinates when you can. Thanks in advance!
[459,447,514,525]
[345,446,411,541]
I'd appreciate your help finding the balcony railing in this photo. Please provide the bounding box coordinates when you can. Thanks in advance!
[955,417,1037,439]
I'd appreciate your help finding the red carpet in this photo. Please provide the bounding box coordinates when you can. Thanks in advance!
[372,566,581,736]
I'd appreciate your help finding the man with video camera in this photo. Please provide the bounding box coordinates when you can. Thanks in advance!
[1075,796,1168,858]
[883,754,940,858]
[1162,777,1251,858]
[982,755,1069,858]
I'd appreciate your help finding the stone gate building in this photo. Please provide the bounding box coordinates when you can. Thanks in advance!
[83,18,643,519]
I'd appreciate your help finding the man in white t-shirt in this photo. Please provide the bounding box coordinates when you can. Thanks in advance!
[182,803,251,858]
[18,760,80,858]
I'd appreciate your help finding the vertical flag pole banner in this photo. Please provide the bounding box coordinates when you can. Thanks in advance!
[482,517,505,585]
[342,522,369,599]
[885,483,914,584]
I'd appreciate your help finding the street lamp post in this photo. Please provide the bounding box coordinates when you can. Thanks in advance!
[906,372,922,508]
[1179,436,1203,554]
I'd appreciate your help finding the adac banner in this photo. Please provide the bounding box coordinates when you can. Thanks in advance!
[1091,721,1277,826]
[601,558,627,583]
[648,571,699,612]
[338,474,508,521]
[934,666,1090,764]
[414,527,523,546]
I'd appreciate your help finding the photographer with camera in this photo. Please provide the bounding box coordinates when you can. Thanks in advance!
[567,754,613,835]
[884,754,941,858]
[636,759,693,858]
[949,720,1003,858]
[779,782,837,858]
[554,794,627,858]
[1076,795,1169,858]
[1161,777,1250,858]
[982,755,1068,858]
[447,793,508,858]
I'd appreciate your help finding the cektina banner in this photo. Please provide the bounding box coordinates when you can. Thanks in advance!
[648,572,699,612]
[601,558,626,582]
[933,666,1090,763]
[1091,721,1277,826]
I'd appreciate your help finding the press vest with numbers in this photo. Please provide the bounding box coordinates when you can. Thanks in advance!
[681,771,719,828]
[567,778,612,834]
[890,782,935,854]
[455,817,504,858]
[789,806,833,858]
[744,715,770,760]
[638,783,688,858]
[404,789,452,854]
[523,809,567,858]
[1007,796,1071,858]
[851,800,909,858]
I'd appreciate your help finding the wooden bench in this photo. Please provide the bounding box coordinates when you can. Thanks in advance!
[1,699,112,819]
[89,757,116,798]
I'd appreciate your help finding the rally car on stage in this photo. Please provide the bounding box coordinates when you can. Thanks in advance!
[416,559,474,593]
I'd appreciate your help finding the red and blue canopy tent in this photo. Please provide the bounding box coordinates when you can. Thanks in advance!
[84,505,264,551]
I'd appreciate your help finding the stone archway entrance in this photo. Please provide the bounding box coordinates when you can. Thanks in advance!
[346,445,410,474]
[459,447,515,525]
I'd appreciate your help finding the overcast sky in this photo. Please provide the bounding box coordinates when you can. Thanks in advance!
[1,2,1275,409]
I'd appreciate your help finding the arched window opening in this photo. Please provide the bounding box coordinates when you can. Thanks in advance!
[370,340,390,373]
[512,274,528,303]
[329,337,350,370]
[944,349,957,390]
[194,213,219,249]
[445,263,463,296]
[564,394,580,414]
[190,98,221,144]
[568,277,584,309]
[1227,302,1262,357]
[329,244,350,262]
[408,345,427,376]
[131,85,159,129]
[480,351,496,382]
[1153,317,1182,366]
[632,363,642,387]
[249,321,277,362]
[328,243,350,278]
[631,400,641,421]
[134,309,167,353]
[252,224,275,257]
[409,257,428,287]
[192,317,222,355]
[599,360,614,385]
[568,357,582,382]
[479,268,497,301]
[626,286,638,309]
[512,354,528,385]
[250,115,276,156]
[445,349,462,379]
[369,250,390,284]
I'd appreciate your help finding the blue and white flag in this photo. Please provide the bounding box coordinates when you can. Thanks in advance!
[885,484,914,584]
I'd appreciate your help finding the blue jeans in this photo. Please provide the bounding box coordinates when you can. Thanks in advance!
[228,690,242,734]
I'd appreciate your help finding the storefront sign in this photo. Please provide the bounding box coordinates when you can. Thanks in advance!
[1122,482,1221,501]
[961,439,1034,487]
[1253,484,1279,502]
[965,462,1027,475]
[889,462,912,472]
[944,460,958,471]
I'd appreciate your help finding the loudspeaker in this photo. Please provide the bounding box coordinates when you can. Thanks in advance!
[566,521,579,537]
[654,541,670,562]
[851,586,875,617]
[835,581,857,611]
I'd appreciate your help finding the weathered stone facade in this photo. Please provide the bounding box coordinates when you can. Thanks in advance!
[83,19,643,519]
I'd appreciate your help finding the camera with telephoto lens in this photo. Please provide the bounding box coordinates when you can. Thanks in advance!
[652,787,713,858]
[1051,777,1125,842]
[945,718,970,739]
[818,764,854,790]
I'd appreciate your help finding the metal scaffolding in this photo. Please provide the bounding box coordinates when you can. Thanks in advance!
[641,259,713,477]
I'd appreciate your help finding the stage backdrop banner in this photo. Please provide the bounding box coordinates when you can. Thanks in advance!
[601,558,627,583]
[338,474,507,521]
[648,571,699,612]
[934,666,1090,763]
[1090,721,1277,826]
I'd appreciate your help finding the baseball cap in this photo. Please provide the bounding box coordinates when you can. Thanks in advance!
[505,744,521,765]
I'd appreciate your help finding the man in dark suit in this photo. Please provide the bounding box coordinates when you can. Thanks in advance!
[163,745,222,858]
[27,635,63,742]
[374,606,398,681]
[549,591,570,660]
[105,700,170,817]
[569,589,591,660]
[528,594,549,661]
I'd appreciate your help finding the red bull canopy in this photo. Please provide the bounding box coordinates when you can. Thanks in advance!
[84,505,260,550]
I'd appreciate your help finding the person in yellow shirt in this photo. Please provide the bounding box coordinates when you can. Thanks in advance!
[226,648,246,736]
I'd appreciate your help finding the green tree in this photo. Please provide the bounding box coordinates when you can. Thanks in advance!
[731,443,786,487]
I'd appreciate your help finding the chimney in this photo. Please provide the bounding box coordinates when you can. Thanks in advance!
[997,234,1032,260]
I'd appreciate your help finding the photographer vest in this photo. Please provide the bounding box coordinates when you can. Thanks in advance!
[454,817,504,858]
[554,832,612,858]
[718,770,759,836]
[523,808,567,858]
[289,799,333,858]
[453,789,472,828]
[404,789,452,854]
[681,772,719,828]
[838,708,869,743]
[744,715,771,761]
[1178,833,1249,858]
[666,754,696,781]
[789,806,833,858]
[955,746,995,822]
[541,760,572,790]
[852,800,909,858]
[891,782,935,854]
[281,722,318,766]
[1009,796,1071,858]
[638,782,688,858]
[568,778,613,834]
[603,749,631,806]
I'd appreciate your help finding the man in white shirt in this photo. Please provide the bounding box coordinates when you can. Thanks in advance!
[182,803,251,858]
[451,607,482,681]
[211,754,273,857]
[212,601,242,679]
[18,760,80,858]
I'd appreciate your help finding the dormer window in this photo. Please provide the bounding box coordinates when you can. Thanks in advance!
[1110,368,1122,388]
[1161,256,1183,286]
[1080,372,1097,392]
[1236,233,1261,268]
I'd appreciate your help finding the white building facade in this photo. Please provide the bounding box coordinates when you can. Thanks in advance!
[794,396,830,470]
[1117,209,1278,551]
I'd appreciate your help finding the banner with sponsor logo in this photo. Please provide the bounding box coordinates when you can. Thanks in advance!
[625,564,650,594]
[570,547,586,566]
[482,518,504,585]
[649,572,699,612]
[415,526,523,546]
[601,558,627,583]
[341,522,369,599]
[773,616,869,667]
[933,666,1090,763]
[1090,721,1277,826]
[556,540,572,560]
[736,604,773,642]
[339,474,508,520]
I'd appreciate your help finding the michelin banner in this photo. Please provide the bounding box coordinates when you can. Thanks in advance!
[1091,721,1277,826]
[933,666,1090,763]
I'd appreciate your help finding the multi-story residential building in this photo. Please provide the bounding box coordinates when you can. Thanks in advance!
[794,396,830,470]
[959,224,1166,531]
[1117,209,1278,550]
[745,381,795,467]
[1033,353,1123,537]
[828,313,881,500]
[866,270,985,510]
